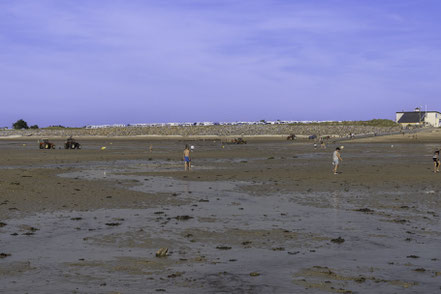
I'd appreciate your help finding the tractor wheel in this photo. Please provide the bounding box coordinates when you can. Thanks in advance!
[45,144,49,149]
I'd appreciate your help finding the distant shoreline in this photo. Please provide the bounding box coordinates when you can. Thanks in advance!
[0,124,400,141]
[0,123,401,140]
[0,134,305,141]
[2,124,440,143]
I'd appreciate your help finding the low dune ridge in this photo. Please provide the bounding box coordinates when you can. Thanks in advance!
[0,123,401,139]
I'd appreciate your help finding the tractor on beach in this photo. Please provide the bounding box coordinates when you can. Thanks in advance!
[223,137,247,144]
[64,137,81,149]
[286,134,296,140]
[231,137,247,144]
[39,139,55,149]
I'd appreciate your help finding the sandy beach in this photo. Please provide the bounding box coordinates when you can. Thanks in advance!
[1,136,440,293]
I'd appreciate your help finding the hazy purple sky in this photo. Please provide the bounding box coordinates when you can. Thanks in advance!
[1,0,441,127]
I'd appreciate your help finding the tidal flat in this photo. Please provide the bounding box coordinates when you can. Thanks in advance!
[0,139,440,293]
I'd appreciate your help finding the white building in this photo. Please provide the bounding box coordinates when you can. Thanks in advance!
[396,108,441,127]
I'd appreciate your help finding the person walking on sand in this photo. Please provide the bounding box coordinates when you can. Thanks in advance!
[183,145,191,171]
[433,150,440,173]
[332,147,343,174]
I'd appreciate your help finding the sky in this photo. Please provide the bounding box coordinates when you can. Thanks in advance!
[1,0,441,127]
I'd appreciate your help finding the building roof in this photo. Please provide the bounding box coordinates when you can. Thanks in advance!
[396,111,440,114]
[397,112,426,124]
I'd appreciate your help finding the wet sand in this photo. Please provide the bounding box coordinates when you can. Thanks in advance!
[0,138,440,293]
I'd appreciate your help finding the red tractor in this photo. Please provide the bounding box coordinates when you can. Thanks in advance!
[39,139,55,149]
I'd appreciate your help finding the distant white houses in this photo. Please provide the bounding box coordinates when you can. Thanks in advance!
[396,108,441,127]
[86,124,127,129]
[85,120,340,129]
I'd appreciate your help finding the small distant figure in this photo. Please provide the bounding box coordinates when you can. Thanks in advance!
[149,144,153,153]
[320,140,326,149]
[332,147,343,174]
[183,145,191,171]
[313,142,317,149]
[433,150,440,173]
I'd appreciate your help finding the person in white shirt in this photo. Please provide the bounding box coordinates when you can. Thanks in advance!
[332,147,343,174]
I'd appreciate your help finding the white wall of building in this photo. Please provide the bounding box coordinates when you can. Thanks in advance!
[424,112,441,127]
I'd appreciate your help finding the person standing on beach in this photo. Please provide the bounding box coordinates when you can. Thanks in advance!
[433,150,440,173]
[332,147,343,174]
[183,145,191,171]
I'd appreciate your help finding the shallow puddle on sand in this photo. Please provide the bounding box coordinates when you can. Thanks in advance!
[1,175,440,293]
[0,159,181,171]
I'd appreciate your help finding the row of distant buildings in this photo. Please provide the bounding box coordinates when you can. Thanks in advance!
[85,120,334,129]
[395,108,441,128]
[86,108,441,129]
[2,110,439,129]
